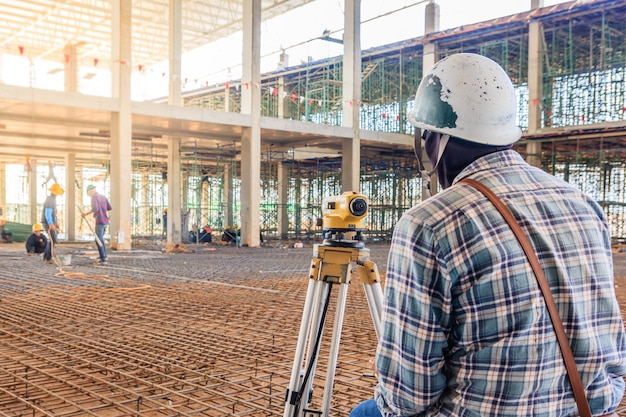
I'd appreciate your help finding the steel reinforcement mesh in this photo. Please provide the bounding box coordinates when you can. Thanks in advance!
[0,245,383,416]
[0,243,625,416]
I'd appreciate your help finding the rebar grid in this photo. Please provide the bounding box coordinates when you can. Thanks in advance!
[0,247,381,416]
[0,244,625,416]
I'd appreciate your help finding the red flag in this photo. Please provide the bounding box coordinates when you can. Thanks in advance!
[225,81,229,89]
[94,58,99,67]
[291,93,297,102]
[272,87,278,96]
[138,64,143,72]
[18,46,24,55]
[64,54,71,64]
[309,98,314,105]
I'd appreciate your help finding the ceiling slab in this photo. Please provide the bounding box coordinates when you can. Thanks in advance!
[0,1,416,168]
[0,0,317,67]
[0,83,412,166]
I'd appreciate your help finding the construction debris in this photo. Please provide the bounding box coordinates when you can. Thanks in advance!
[165,243,193,254]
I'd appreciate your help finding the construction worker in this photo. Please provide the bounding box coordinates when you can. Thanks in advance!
[82,184,112,265]
[42,182,64,263]
[351,53,626,416]
[162,208,168,237]
[221,226,237,244]
[25,223,47,255]
[198,224,212,243]
[0,219,12,243]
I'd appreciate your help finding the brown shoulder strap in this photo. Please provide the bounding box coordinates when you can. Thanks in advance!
[460,177,592,417]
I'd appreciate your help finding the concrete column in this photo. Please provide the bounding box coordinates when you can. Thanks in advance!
[528,0,544,135]
[202,179,209,227]
[167,0,183,244]
[0,163,5,221]
[166,140,181,242]
[531,0,544,9]
[181,169,189,234]
[527,0,544,167]
[240,0,262,247]
[223,163,233,229]
[277,76,286,119]
[139,173,151,235]
[527,141,543,168]
[423,1,439,71]
[225,86,231,112]
[277,162,289,239]
[425,1,440,34]
[65,154,76,240]
[63,43,78,92]
[110,0,133,251]
[341,0,361,193]
[422,3,440,198]
[29,159,38,224]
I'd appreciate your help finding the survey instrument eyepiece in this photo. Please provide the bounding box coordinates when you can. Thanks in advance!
[318,191,368,247]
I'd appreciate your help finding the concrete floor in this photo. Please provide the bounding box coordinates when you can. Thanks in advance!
[0,240,625,416]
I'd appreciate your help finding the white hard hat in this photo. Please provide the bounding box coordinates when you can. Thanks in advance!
[407,53,522,145]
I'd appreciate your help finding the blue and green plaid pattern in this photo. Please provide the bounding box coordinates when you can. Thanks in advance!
[374,150,626,416]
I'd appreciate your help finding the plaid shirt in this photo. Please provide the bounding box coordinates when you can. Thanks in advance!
[91,192,112,225]
[375,150,626,416]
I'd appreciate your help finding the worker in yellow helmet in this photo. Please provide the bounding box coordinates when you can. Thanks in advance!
[26,223,47,256]
[41,183,64,263]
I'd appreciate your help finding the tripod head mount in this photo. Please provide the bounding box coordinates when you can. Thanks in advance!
[317,191,368,248]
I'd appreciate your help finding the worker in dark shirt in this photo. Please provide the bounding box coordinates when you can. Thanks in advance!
[26,223,48,255]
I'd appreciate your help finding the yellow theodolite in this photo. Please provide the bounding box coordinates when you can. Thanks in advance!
[283,192,384,417]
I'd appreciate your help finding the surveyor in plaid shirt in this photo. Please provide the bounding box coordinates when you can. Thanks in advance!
[351,54,626,417]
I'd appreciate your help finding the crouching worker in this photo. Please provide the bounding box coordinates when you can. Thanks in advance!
[221,226,237,244]
[351,53,626,417]
[0,220,12,243]
[199,224,212,243]
[26,223,47,256]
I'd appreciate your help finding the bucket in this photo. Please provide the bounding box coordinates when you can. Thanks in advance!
[58,254,72,266]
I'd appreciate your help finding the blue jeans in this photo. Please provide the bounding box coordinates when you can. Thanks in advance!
[43,227,58,261]
[95,223,107,261]
[350,399,382,417]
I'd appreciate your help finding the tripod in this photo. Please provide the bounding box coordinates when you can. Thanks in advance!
[283,240,384,417]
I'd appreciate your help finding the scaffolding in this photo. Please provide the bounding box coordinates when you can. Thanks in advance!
[6,1,626,243]
[542,7,626,128]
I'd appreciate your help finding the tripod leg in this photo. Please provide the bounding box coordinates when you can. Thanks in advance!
[300,279,330,412]
[320,279,349,416]
[357,260,384,339]
[284,258,331,417]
